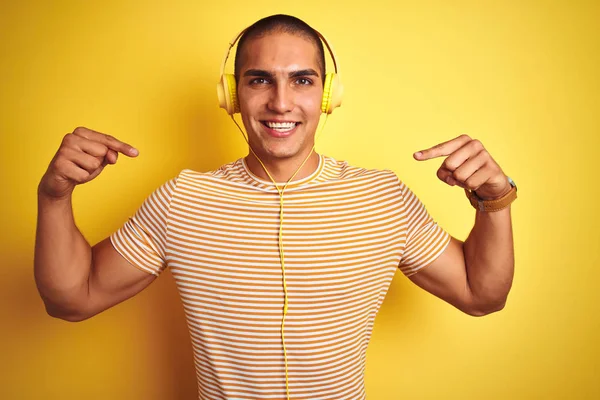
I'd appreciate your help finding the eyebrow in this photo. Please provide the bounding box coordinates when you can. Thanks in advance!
[243,68,320,78]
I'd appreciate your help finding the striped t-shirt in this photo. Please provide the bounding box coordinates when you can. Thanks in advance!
[110,154,451,400]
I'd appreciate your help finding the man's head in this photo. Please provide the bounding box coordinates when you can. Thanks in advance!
[234,15,326,85]
[233,15,327,164]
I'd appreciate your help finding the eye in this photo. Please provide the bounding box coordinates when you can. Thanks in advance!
[295,77,313,85]
[249,78,270,85]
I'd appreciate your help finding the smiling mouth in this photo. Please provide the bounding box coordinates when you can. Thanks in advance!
[261,121,300,133]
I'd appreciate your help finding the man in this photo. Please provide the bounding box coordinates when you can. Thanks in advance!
[34,14,516,400]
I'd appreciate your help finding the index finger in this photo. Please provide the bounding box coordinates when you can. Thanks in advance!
[72,126,139,157]
[414,134,471,160]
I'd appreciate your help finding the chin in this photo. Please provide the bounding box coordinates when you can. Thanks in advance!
[250,137,312,161]
[245,131,317,163]
[261,145,305,160]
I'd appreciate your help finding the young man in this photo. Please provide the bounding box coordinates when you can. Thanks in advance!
[35,14,516,400]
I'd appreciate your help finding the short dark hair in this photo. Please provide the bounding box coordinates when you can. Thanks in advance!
[234,14,326,84]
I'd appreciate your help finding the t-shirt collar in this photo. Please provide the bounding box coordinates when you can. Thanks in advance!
[241,154,325,190]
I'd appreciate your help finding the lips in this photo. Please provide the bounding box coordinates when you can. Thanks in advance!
[260,120,300,138]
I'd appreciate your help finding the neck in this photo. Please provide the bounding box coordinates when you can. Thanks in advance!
[245,150,320,184]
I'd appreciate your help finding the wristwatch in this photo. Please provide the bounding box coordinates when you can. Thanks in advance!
[465,176,517,212]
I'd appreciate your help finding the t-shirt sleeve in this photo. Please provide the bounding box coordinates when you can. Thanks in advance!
[109,175,179,276]
[397,179,451,277]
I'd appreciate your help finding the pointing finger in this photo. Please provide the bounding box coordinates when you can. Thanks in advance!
[72,126,139,157]
[414,134,471,161]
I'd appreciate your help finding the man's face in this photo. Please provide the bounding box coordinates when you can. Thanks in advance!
[237,32,324,163]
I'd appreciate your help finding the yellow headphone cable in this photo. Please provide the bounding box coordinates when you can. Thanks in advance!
[230,114,329,400]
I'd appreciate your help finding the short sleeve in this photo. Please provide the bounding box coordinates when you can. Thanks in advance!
[109,175,178,276]
[397,179,451,277]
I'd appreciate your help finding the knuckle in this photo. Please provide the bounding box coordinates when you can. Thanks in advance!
[53,157,67,172]
[443,160,457,171]
[471,139,483,150]
[467,179,481,191]
[61,133,73,146]
[72,126,87,135]
[90,158,102,170]
[436,168,446,180]
[453,170,467,182]
[479,149,490,161]
[93,143,109,156]
[56,147,69,159]
[460,134,471,140]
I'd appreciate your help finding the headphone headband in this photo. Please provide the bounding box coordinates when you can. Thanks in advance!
[219,27,340,79]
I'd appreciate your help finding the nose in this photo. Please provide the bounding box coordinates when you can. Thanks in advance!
[267,81,293,114]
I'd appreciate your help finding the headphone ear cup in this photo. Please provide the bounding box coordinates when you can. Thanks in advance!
[321,73,343,114]
[217,74,239,114]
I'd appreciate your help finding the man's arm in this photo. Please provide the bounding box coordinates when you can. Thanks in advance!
[408,134,515,316]
[35,194,156,321]
[408,206,514,316]
[34,127,155,322]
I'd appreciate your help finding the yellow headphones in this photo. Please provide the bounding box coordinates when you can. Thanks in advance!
[216,27,344,115]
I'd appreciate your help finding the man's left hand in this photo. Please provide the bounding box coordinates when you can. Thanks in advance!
[413,134,511,201]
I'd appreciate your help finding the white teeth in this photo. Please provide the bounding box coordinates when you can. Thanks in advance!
[264,121,297,129]
[271,127,293,133]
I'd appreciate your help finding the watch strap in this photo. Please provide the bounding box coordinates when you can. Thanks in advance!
[465,184,517,212]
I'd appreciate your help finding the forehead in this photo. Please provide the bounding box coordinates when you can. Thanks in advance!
[238,32,321,73]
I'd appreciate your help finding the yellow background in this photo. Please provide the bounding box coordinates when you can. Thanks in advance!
[1,0,598,399]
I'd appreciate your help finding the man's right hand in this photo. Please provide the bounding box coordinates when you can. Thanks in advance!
[38,126,139,200]
[35,126,156,322]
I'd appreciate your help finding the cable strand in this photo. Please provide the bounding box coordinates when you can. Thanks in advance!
[230,114,329,400]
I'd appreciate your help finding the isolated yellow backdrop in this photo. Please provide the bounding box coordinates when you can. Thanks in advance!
[1,1,598,399]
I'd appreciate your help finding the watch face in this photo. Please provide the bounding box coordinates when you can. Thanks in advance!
[507,176,516,188]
